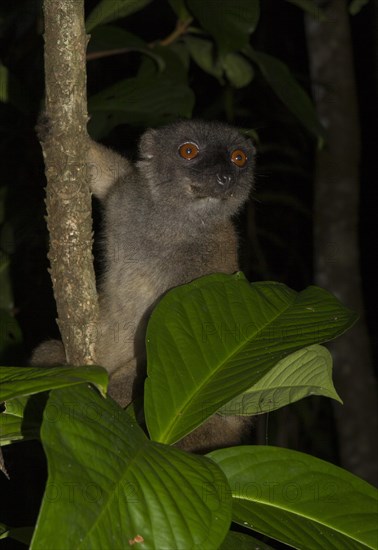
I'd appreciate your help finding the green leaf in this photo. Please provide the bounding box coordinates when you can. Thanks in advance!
[187,0,260,53]
[88,25,146,51]
[220,530,275,549]
[185,36,223,79]
[31,385,232,549]
[0,256,13,310]
[220,344,341,416]
[285,0,326,19]
[87,26,165,70]
[247,48,325,142]
[1,395,27,445]
[88,75,194,137]
[0,524,33,545]
[0,394,47,446]
[0,310,22,360]
[222,53,254,88]
[86,0,153,32]
[209,446,378,550]
[137,44,188,81]
[168,0,192,20]
[144,273,357,445]
[170,42,191,71]
[0,186,6,224]
[0,365,108,402]
[0,64,8,102]
[349,0,370,15]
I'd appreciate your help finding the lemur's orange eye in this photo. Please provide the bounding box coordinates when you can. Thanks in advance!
[179,142,199,160]
[231,149,247,167]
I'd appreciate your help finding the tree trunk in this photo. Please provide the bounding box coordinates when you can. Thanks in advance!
[305,0,377,485]
[41,0,98,365]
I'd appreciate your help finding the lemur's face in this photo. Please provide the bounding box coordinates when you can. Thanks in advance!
[137,120,255,217]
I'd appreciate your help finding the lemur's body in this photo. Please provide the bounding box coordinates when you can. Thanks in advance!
[34,119,255,451]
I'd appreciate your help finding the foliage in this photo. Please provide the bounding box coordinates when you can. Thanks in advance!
[83,0,323,139]
[1,273,376,549]
[210,445,378,550]
[144,273,350,444]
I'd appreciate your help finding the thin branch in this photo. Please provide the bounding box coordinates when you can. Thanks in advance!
[87,48,132,61]
[159,18,193,46]
[87,17,193,63]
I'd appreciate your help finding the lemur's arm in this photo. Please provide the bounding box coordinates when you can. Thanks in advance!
[87,140,132,199]
[36,114,131,200]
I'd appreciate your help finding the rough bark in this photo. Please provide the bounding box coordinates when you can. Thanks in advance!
[41,0,98,365]
[305,0,377,485]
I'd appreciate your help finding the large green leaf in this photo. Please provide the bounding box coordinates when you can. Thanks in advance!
[187,0,260,53]
[220,344,341,416]
[88,75,194,137]
[144,273,356,445]
[0,365,108,402]
[246,47,325,142]
[0,363,107,444]
[31,385,231,550]
[209,446,378,550]
[86,0,152,32]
